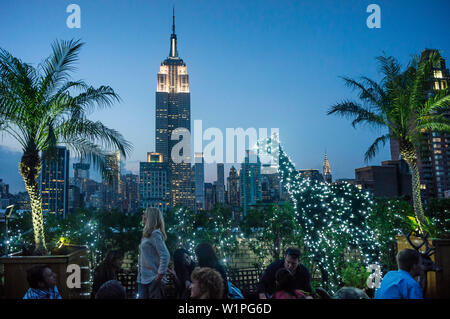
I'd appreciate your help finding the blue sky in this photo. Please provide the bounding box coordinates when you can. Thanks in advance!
[1,0,449,193]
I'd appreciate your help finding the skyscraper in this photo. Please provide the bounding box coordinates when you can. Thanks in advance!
[122,173,140,212]
[194,152,205,211]
[323,152,332,183]
[102,150,121,210]
[390,49,450,199]
[140,152,171,213]
[204,183,215,211]
[40,146,69,217]
[216,163,225,204]
[417,49,450,199]
[227,166,240,208]
[155,10,194,209]
[298,169,324,182]
[73,161,90,196]
[240,150,262,216]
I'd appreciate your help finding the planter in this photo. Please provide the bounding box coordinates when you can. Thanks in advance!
[433,239,450,299]
[0,245,90,299]
[396,236,449,299]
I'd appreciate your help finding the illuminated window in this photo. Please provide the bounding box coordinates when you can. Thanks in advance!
[434,81,440,90]
[442,80,448,89]
[434,70,443,78]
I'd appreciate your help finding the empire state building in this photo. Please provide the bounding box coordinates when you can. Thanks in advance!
[155,11,194,209]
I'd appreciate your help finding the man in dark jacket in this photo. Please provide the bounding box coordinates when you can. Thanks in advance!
[258,247,312,299]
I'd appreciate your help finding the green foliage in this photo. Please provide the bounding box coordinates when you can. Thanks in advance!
[241,202,302,266]
[166,205,239,265]
[341,260,370,289]
[5,208,142,270]
[368,198,414,271]
[270,139,381,293]
[0,39,132,250]
[425,198,450,239]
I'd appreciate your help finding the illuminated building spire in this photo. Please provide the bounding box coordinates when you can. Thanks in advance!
[169,7,178,58]
[323,151,332,183]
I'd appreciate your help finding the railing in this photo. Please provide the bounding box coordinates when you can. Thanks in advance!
[117,267,263,299]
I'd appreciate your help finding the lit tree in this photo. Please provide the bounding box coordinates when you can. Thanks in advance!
[166,205,239,264]
[0,39,132,254]
[241,202,301,265]
[328,52,450,233]
[259,136,381,291]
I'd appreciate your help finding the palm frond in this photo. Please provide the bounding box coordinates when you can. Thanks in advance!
[38,39,84,100]
[364,134,390,162]
[327,101,385,128]
[55,117,132,158]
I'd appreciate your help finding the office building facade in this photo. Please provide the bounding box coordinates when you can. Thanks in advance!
[40,146,69,217]
[155,12,194,209]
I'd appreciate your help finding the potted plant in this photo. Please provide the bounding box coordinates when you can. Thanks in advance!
[341,260,371,296]
[0,39,131,298]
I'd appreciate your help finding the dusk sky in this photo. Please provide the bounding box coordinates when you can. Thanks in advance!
[1,0,450,193]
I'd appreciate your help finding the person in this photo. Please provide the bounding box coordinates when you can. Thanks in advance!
[190,267,225,299]
[95,280,127,299]
[91,249,124,298]
[258,247,312,299]
[172,248,196,299]
[137,207,170,299]
[374,248,424,299]
[272,268,312,299]
[194,242,228,298]
[332,287,369,299]
[23,265,62,299]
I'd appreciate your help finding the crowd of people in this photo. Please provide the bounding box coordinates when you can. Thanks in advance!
[22,207,427,300]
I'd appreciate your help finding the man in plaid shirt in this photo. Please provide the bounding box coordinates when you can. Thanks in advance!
[23,265,62,299]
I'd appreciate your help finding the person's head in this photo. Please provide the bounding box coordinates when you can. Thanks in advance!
[95,280,126,299]
[174,248,193,269]
[103,249,124,270]
[195,242,218,268]
[26,265,57,290]
[284,247,301,274]
[397,248,423,276]
[190,267,224,299]
[142,207,167,239]
[275,268,296,293]
[332,287,369,299]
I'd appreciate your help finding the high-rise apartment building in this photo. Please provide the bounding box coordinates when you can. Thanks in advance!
[216,163,225,204]
[40,146,69,217]
[155,11,194,209]
[240,150,262,216]
[140,152,171,213]
[102,150,121,210]
[390,49,450,199]
[194,152,205,211]
[298,169,324,183]
[204,182,215,211]
[121,173,140,212]
[227,166,240,208]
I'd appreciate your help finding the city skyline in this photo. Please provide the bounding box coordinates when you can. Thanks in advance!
[1,0,450,193]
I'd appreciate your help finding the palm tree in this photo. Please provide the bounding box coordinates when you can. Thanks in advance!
[0,39,132,254]
[327,51,450,234]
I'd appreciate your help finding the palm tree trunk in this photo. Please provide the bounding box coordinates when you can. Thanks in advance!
[19,151,47,254]
[401,146,426,234]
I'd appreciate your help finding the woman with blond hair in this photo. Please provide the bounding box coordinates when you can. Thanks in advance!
[137,207,170,299]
